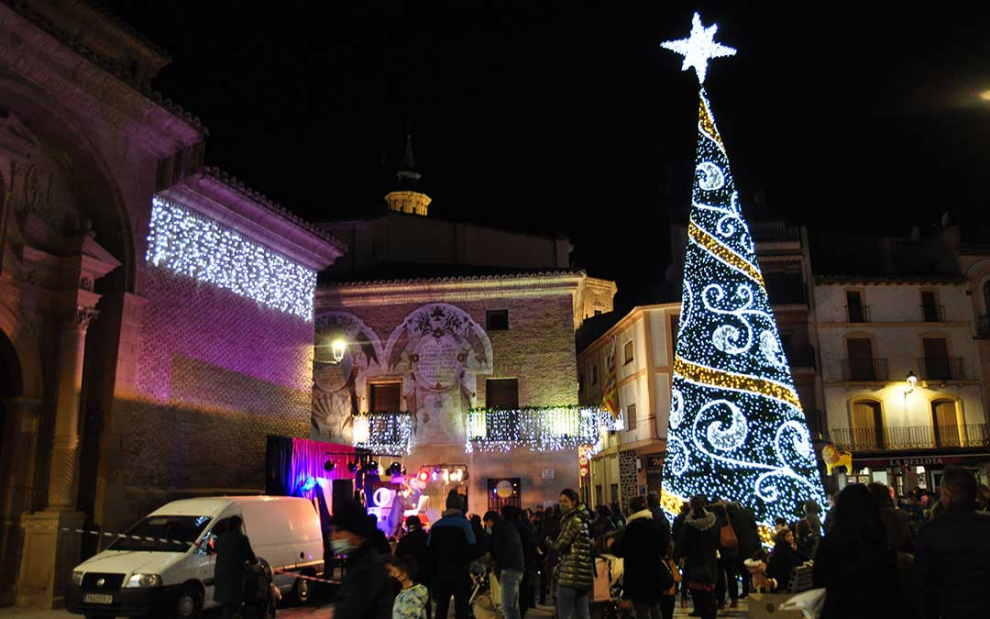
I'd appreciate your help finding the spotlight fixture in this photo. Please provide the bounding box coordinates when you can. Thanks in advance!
[389,462,402,475]
[324,460,336,472]
[418,470,429,482]
[347,461,358,473]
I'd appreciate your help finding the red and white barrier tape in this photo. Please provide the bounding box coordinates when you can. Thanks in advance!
[4,521,341,584]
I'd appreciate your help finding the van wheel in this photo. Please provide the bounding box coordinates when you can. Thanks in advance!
[290,573,312,605]
[173,584,203,618]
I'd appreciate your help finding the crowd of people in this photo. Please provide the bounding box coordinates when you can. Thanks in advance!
[212,467,990,619]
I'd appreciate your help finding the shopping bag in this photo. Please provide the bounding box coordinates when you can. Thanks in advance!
[746,592,807,619]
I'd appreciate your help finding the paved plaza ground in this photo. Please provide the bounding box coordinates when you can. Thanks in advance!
[0,598,750,619]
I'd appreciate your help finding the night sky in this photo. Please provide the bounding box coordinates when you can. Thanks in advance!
[104,1,990,306]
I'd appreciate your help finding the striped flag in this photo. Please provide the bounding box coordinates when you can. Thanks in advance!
[601,337,619,419]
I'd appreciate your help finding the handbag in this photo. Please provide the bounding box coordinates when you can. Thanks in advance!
[719,513,739,549]
[656,556,675,590]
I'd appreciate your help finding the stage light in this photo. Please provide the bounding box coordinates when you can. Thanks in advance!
[324,460,336,472]
[418,470,429,482]
[389,462,403,475]
[347,461,358,473]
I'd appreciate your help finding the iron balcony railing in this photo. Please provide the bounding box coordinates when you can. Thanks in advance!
[831,424,990,451]
[845,305,872,323]
[920,304,946,323]
[918,357,966,381]
[841,357,888,382]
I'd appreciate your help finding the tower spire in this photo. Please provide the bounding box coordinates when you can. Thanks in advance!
[386,131,431,216]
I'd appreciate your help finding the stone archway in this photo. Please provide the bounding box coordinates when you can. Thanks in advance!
[0,326,31,605]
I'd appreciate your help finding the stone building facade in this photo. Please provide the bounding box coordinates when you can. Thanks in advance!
[0,3,342,608]
[315,271,607,513]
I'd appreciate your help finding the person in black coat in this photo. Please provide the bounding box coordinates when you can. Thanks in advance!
[766,529,802,592]
[428,494,478,619]
[914,466,990,619]
[507,507,539,617]
[331,500,392,619]
[609,496,673,619]
[484,509,525,619]
[709,501,739,608]
[675,496,719,619]
[813,483,905,619]
[726,501,759,597]
[213,516,259,619]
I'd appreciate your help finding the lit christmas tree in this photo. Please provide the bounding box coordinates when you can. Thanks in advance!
[660,14,826,537]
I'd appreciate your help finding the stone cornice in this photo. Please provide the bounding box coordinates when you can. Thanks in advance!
[0,3,205,155]
[318,271,586,307]
[158,173,346,272]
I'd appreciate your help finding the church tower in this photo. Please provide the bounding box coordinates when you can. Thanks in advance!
[385,134,431,216]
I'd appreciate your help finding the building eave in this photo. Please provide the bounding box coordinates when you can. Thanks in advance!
[317,270,587,307]
[814,275,968,286]
[158,172,346,271]
[0,3,207,152]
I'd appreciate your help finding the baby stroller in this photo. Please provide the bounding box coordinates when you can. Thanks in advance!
[470,558,502,619]
[243,561,279,619]
[590,554,624,619]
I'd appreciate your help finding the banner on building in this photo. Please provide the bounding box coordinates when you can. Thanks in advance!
[601,337,619,419]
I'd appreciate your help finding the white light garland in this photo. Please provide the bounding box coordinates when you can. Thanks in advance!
[352,412,414,455]
[147,196,317,320]
[465,406,618,454]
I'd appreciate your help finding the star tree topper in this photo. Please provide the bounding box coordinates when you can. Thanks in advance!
[661,12,736,84]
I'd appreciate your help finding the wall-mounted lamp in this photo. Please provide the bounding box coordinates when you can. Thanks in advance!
[331,338,347,364]
[906,370,918,394]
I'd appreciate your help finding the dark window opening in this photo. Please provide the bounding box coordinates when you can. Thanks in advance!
[846,290,867,323]
[623,341,634,365]
[486,309,509,331]
[370,383,401,412]
[486,378,519,409]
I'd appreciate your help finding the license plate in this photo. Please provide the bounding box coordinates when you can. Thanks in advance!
[84,594,113,604]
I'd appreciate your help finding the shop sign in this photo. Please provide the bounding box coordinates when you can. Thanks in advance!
[645,454,665,469]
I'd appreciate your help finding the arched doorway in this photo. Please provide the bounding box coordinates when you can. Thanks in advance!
[0,328,24,603]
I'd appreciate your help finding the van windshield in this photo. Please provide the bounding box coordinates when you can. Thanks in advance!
[107,515,212,553]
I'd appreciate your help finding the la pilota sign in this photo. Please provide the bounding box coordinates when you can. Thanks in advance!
[856,453,990,468]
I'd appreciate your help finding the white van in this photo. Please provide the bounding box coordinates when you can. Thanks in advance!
[66,496,324,618]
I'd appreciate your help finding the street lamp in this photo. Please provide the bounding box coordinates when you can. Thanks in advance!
[906,370,918,394]
[331,338,347,364]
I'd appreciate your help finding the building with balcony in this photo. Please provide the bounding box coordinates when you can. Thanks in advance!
[576,304,680,508]
[313,148,617,517]
[814,273,989,493]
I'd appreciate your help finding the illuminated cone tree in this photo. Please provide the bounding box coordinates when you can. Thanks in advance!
[659,14,826,535]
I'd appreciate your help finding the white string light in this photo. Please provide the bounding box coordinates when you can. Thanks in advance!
[147,196,317,320]
[352,412,414,455]
[465,406,618,454]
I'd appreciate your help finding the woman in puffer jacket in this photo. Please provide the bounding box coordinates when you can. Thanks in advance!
[552,488,595,619]
[675,495,719,619]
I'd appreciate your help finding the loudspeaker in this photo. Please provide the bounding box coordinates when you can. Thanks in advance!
[332,479,354,512]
